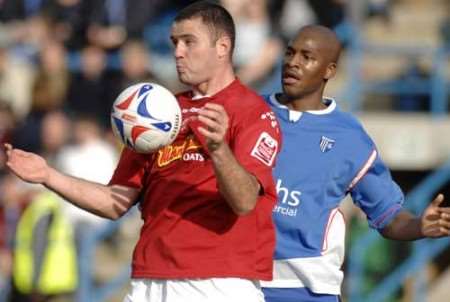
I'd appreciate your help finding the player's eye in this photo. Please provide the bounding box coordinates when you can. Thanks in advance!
[302,52,313,61]
[285,49,293,57]
[185,39,195,46]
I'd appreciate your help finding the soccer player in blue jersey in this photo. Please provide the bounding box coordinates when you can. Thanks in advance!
[260,25,450,302]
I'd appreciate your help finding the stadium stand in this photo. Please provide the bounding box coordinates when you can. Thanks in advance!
[0,1,449,301]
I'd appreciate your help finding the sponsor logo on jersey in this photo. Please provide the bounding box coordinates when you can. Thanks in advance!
[182,107,201,114]
[156,135,203,167]
[273,179,301,217]
[319,136,335,153]
[251,132,278,166]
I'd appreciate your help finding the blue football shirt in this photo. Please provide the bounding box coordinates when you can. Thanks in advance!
[261,94,404,295]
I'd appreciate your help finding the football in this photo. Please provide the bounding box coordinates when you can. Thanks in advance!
[111,82,182,153]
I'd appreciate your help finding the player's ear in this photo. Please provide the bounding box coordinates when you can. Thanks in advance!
[324,62,337,81]
[216,35,231,59]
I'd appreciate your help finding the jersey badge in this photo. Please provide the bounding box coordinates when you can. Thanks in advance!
[320,136,335,153]
[251,132,278,166]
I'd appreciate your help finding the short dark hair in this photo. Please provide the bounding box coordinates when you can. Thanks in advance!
[174,1,235,55]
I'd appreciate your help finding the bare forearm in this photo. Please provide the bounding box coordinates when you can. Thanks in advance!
[44,167,136,220]
[381,211,423,241]
[211,145,260,215]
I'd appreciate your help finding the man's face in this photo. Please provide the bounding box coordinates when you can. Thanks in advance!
[171,17,219,86]
[281,31,332,99]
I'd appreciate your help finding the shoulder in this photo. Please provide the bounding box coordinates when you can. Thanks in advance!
[260,93,275,107]
[225,84,273,116]
[320,105,376,160]
[333,109,373,144]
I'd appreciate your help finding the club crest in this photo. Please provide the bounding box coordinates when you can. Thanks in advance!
[319,136,335,153]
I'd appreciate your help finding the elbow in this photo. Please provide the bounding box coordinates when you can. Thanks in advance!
[232,196,258,216]
[105,208,128,220]
[107,213,122,221]
[233,207,253,216]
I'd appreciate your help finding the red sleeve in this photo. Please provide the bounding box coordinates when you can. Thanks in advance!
[108,147,152,189]
[231,105,281,193]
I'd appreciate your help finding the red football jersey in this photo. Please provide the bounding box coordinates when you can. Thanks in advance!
[109,79,281,280]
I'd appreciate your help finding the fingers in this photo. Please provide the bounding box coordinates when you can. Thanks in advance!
[431,209,450,237]
[435,194,449,215]
[197,103,228,139]
[196,103,229,152]
[198,103,228,125]
[423,194,450,237]
[4,143,12,157]
[197,121,223,144]
[4,144,29,160]
[439,219,450,230]
[431,193,445,207]
[202,102,226,113]
[197,125,214,138]
[437,207,450,215]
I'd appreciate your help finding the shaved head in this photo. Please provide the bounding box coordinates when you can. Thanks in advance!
[296,25,342,64]
[280,24,342,104]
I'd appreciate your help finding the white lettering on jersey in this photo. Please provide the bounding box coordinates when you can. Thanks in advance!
[251,132,278,166]
[274,179,301,217]
[182,153,205,162]
[182,107,201,114]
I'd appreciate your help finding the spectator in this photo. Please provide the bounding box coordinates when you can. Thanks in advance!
[0,102,16,173]
[12,40,70,153]
[221,0,283,90]
[108,39,166,100]
[41,0,95,50]
[55,115,118,231]
[0,46,35,119]
[86,0,166,51]
[66,45,112,128]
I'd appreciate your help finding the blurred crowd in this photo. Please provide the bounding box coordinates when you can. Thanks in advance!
[0,0,442,301]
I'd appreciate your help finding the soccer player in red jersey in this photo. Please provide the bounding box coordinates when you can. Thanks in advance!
[4,1,281,301]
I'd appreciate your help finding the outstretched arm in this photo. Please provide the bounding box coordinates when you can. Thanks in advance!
[197,103,260,216]
[4,144,139,220]
[381,194,450,240]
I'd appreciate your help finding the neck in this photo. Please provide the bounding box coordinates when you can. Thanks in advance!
[280,89,327,112]
[192,64,235,96]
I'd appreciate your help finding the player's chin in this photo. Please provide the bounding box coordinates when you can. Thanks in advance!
[282,85,302,98]
[177,73,191,84]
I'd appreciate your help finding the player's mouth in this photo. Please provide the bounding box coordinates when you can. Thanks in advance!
[176,62,187,73]
[282,70,301,85]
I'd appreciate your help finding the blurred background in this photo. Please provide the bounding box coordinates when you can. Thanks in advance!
[0,0,449,301]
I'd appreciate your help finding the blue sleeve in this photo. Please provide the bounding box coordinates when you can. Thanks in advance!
[350,152,404,230]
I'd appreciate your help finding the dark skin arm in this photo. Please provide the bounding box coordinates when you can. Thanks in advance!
[381,194,450,240]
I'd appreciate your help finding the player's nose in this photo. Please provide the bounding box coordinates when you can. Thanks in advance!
[174,44,185,59]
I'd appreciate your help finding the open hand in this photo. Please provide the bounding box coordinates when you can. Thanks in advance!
[4,144,50,184]
[421,194,450,238]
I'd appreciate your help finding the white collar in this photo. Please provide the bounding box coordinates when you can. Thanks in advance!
[192,93,211,100]
[269,93,336,122]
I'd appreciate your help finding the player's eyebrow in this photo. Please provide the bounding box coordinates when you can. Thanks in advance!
[170,34,197,42]
[285,45,295,53]
[300,48,315,56]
